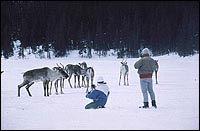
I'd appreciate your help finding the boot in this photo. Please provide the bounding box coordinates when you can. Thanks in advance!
[139,102,149,108]
[152,100,157,108]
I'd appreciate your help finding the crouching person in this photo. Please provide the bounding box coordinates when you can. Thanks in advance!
[85,76,110,109]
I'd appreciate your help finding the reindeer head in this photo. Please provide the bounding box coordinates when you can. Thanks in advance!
[121,59,127,65]
[54,63,69,78]
[78,62,87,69]
[53,66,69,79]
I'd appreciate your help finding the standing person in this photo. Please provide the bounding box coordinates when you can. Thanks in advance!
[134,48,157,108]
[85,76,110,109]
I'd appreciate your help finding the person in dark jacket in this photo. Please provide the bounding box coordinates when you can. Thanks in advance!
[134,48,158,108]
[85,76,110,109]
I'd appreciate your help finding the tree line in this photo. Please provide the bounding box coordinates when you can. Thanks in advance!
[1,1,199,58]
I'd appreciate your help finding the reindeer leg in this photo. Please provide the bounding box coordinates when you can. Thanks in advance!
[25,82,34,97]
[54,80,59,95]
[60,78,64,94]
[90,77,94,92]
[86,77,89,93]
[84,76,87,88]
[127,74,129,86]
[18,80,29,97]
[74,75,76,88]
[49,81,52,95]
[83,76,86,88]
[81,76,84,87]
[62,78,65,88]
[78,75,81,88]
[46,80,50,96]
[44,80,50,96]
[124,75,126,85]
[43,81,47,96]
[155,71,158,84]
[119,74,121,86]
[18,86,21,97]
[91,77,94,88]
[68,74,73,88]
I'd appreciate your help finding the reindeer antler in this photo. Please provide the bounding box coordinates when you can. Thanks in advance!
[124,59,127,62]
[56,63,60,67]
[59,63,64,69]
[56,63,63,69]
[123,58,127,64]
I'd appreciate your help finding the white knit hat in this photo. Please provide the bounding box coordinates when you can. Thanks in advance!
[97,76,104,83]
[141,48,150,55]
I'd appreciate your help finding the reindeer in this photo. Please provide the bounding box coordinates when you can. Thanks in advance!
[85,67,95,93]
[49,65,67,95]
[119,59,129,86]
[18,67,69,97]
[155,60,159,84]
[65,64,82,88]
[78,62,87,87]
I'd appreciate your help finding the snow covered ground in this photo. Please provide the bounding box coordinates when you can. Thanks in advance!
[1,53,199,130]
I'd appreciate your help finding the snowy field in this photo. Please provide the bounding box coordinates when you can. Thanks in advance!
[1,52,199,130]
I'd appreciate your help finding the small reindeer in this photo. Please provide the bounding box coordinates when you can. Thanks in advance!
[85,67,95,93]
[155,60,159,84]
[119,59,129,86]
[18,67,69,97]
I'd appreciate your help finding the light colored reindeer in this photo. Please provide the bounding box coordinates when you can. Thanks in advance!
[78,62,87,87]
[85,67,95,93]
[119,59,129,86]
[18,67,69,97]
[49,65,67,95]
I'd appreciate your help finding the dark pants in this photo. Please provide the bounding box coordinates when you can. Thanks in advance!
[85,102,99,109]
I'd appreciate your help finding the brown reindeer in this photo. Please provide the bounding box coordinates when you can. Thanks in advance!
[18,67,69,97]
[65,64,82,88]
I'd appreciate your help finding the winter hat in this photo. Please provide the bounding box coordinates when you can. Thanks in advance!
[97,76,104,83]
[141,48,150,55]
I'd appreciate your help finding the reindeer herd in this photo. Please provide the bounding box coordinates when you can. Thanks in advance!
[17,59,158,97]
[18,62,95,97]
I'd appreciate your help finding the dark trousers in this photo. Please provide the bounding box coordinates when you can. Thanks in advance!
[85,102,99,109]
